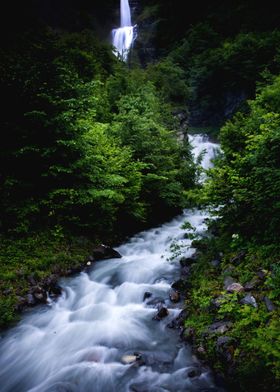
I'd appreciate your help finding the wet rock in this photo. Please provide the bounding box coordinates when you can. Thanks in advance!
[88,255,95,262]
[263,296,276,312]
[208,321,233,334]
[226,282,244,293]
[230,251,246,265]
[92,244,122,261]
[180,327,195,343]
[169,289,180,303]
[31,286,47,303]
[187,364,202,378]
[171,279,190,292]
[154,304,169,320]
[167,308,188,329]
[143,292,152,301]
[240,293,257,308]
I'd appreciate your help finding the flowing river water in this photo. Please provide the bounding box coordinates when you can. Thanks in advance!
[0,135,221,392]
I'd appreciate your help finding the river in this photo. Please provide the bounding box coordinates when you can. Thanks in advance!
[0,134,221,392]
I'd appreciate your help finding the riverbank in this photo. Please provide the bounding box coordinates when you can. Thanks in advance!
[0,233,98,329]
[180,230,280,392]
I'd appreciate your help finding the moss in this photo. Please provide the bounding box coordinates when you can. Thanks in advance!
[0,232,94,329]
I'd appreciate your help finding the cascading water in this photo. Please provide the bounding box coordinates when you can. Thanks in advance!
[0,135,222,392]
[112,0,136,61]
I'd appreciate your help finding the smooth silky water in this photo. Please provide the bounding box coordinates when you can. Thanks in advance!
[0,135,221,392]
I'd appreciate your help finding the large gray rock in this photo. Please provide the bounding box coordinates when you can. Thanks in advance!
[240,294,257,308]
[226,282,244,293]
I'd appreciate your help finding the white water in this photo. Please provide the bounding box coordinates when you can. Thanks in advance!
[112,0,136,61]
[0,135,221,392]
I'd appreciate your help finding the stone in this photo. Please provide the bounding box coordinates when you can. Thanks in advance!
[169,289,180,303]
[154,305,169,320]
[216,336,235,362]
[121,355,138,364]
[92,244,122,261]
[263,296,276,312]
[211,295,225,309]
[26,293,36,306]
[208,321,233,334]
[226,282,244,293]
[240,294,257,308]
[143,292,152,301]
[167,309,188,329]
[171,279,190,292]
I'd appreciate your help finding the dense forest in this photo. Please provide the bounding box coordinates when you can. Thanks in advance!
[1,1,280,391]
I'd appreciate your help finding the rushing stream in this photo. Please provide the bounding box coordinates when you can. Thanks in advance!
[0,135,221,392]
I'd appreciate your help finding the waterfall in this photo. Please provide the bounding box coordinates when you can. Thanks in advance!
[112,0,136,62]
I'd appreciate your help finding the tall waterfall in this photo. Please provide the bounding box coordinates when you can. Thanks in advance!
[112,0,136,61]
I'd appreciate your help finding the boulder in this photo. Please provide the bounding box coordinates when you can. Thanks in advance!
[226,282,244,293]
[92,244,122,261]
[169,289,180,303]
[187,365,202,378]
[244,277,260,291]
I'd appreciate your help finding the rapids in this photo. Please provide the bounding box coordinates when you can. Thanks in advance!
[0,135,221,392]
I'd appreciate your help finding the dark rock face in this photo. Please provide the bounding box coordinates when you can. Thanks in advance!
[216,336,235,363]
[91,244,122,261]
